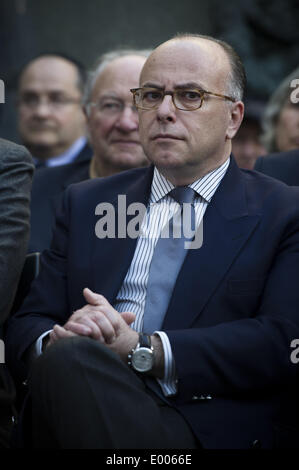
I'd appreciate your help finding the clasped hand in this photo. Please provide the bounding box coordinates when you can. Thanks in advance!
[47,288,139,362]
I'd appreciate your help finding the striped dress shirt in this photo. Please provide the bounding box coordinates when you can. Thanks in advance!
[113,157,230,396]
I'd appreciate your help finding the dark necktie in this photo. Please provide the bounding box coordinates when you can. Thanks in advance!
[143,187,196,333]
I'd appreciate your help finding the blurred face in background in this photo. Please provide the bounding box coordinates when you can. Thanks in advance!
[18,56,86,159]
[275,100,299,152]
[85,55,149,176]
[232,119,266,169]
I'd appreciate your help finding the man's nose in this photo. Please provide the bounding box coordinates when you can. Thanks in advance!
[32,99,53,116]
[156,95,176,122]
[115,106,139,132]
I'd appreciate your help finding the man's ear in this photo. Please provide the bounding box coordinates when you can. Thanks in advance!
[226,101,244,140]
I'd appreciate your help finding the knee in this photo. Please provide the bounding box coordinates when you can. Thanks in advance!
[31,336,120,383]
[30,336,91,383]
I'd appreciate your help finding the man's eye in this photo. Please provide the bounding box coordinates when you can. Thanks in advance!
[143,91,162,101]
[21,94,38,105]
[179,91,201,100]
[101,101,121,110]
[50,95,68,104]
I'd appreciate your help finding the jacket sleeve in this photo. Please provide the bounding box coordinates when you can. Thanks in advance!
[166,197,299,403]
[0,139,34,326]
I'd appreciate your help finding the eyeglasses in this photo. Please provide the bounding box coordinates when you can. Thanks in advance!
[130,87,235,111]
[18,93,81,111]
[87,98,137,116]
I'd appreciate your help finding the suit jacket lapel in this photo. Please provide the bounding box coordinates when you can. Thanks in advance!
[163,158,261,329]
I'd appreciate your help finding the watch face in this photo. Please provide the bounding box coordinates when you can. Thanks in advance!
[132,347,154,372]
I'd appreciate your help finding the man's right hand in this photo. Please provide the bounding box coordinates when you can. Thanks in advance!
[46,288,135,348]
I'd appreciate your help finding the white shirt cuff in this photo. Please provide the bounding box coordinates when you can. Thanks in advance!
[35,330,53,356]
[154,331,177,396]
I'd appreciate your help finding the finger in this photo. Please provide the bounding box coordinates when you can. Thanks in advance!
[83,288,108,307]
[48,329,58,346]
[121,312,136,326]
[91,312,118,344]
[76,317,105,342]
[96,306,121,335]
[53,324,76,339]
[70,305,103,323]
[64,321,93,337]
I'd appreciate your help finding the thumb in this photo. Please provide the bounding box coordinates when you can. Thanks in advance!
[83,287,106,306]
[120,312,136,326]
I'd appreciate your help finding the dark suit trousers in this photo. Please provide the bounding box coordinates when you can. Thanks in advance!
[28,337,198,449]
[0,365,15,448]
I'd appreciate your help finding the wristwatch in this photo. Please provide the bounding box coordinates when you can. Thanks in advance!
[128,333,154,373]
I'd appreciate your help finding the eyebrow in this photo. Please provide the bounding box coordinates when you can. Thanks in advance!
[142,81,206,90]
[96,94,123,102]
[98,93,121,99]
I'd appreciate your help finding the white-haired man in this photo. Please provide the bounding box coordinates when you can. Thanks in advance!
[29,49,150,252]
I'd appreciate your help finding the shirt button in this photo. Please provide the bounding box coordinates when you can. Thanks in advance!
[192,394,212,401]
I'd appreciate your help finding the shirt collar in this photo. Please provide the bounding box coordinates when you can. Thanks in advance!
[33,136,87,168]
[150,157,230,204]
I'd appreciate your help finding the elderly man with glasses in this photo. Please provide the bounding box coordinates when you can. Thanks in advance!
[6,34,299,449]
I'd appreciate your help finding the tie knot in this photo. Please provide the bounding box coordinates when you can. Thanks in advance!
[169,186,196,205]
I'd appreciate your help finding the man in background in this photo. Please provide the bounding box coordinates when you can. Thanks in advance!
[232,97,266,169]
[17,53,92,168]
[28,49,150,253]
[254,66,299,184]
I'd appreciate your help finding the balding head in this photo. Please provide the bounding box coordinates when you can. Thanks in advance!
[141,34,246,102]
[136,34,245,185]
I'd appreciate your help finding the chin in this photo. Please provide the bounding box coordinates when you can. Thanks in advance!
[114,154,149,170]
[23,132,57,146]
[150,152,184,169]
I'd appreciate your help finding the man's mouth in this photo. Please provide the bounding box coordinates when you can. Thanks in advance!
[152,134,183,141]
[111,140,140,145]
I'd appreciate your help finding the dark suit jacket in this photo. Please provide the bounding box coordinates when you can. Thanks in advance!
[29,158,90,253]
[71,142,92,164]
[0,139,34,324]
[254,149,299,185]
[0,138,33,447]
[6,158,299,448]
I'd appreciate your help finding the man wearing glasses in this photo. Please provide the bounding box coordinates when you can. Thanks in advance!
[17,54,91,168]
[7,34,299,449]
[27,49,150,253]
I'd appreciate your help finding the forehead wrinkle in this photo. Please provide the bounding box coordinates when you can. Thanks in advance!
[141,81,208,91]
[141,38,231,92]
